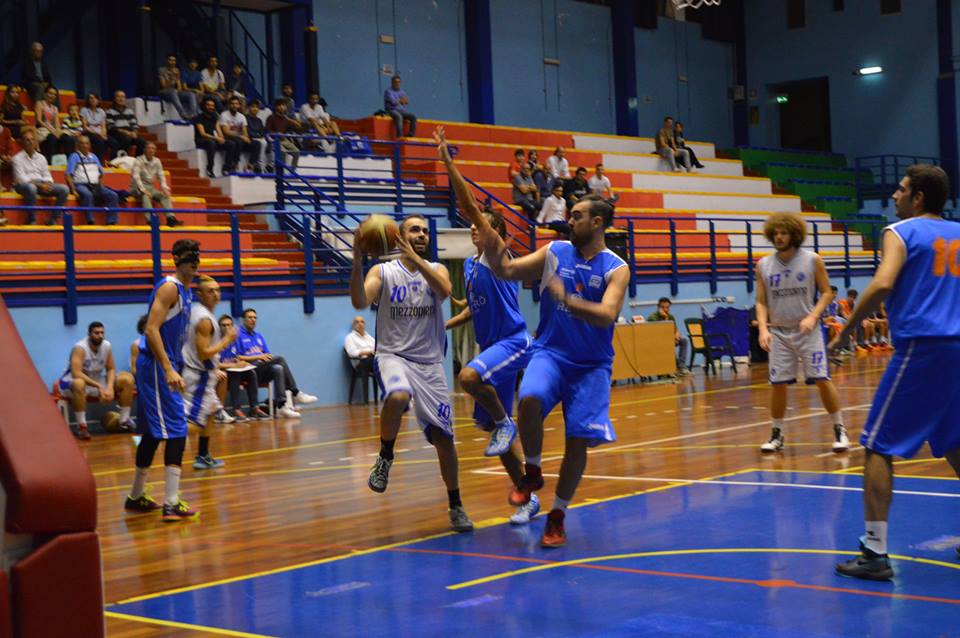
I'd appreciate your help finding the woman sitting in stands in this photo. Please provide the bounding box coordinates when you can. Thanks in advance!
[1,85,27,140]
[673,121,705,170]
[35,86,74,161]
[79,93,108,159]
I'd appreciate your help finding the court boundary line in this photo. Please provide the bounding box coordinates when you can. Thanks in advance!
[104,611,278,637]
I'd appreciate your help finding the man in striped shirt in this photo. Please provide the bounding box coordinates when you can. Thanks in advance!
[106,91,145,157]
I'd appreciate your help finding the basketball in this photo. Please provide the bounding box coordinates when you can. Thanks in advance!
[102,411,122,433]
[356,214,400,257]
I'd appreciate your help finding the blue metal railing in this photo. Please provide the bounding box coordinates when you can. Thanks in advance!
[855,154,942,208]
[226,11,279,105]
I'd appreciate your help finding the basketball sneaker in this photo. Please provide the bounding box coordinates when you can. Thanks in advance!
[508,471,544,506]
[509,493,540,525]
[162,500,198,522]
[832,425,850,452]
[448,505,474,533]
[368,455,393,493]
[75,425,91,441]
[277,405,302,419]
[193,454,225,470]
[484,418,517,457]
[541,509,567,548]
[215,409,236,424]
[760,427,784,453]
[294,391,318,406]
[835,541,893,581]
[124,492,161,513]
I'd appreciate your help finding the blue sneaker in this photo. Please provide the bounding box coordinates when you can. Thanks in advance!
[484,418,517,457]
[193,454,225,470]
[509,493,540,525]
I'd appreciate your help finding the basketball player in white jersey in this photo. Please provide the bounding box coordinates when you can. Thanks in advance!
[349,214,473,533]
[58,321,136,439]
[756,213,848,452]
[182,275,237,470]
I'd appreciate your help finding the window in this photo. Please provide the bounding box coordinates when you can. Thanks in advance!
[880,0,901,15]
[787,0,805,29]
[833,0,844,11]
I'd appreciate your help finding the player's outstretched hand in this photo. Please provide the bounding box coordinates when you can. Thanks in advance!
[352,229,366,261]
[434,126,451,162]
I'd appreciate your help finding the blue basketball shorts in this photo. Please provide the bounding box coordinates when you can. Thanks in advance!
[518,347,616,446]
[135,353,188,440]
[860,338,960,458]
[466,332,533,430]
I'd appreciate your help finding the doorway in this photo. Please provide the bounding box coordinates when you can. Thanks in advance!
[772,77,832,152]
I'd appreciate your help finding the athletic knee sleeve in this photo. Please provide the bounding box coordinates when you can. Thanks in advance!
[164,436,187,466]
[135,434,160,468]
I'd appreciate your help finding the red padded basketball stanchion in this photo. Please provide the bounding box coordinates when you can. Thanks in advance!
[0,571,10,638]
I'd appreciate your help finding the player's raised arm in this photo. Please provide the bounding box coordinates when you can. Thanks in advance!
[435,126,485,230]
[350,235,384,309]
[547,264,630,327]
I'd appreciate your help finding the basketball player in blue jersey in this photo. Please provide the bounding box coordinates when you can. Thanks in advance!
[828,165,960,580]
[124,239,201,522]
[464,184,629,547]
[350,212,474,533]
[437,129,539,524]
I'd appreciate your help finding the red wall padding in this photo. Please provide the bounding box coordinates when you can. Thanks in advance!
[10,532,103,638]
[0,571,10,638]
[0,295,97,533]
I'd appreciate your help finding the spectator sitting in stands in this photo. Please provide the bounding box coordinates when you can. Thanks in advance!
[866,302,891,350]
[526,149,541,173]
[300,91,341,140]
[265,99,300,170]
[822,285,846,348]
[383,75,416,138]
[276,83,302,130]
[21,42,52,102]
[79,93,108,159]
[58,321,135,440]
[106,91,146,157]
[508,149,525,182]
[35,86,74,161]
[647,297,690,376]
[235,307,318,418]
[193,97,235,178]
[546,146,570,181]
[65,135,120,225]
[588,163,618,204]
[12,127,68,225]
[200,56,228,111]
[227,62,250,109]
[673,121,704,169]
[1,86,27,140]
[344,316,375,377]
[131,141,182,227]
[217,314,268,422]
[158,54,199,121]
[536,181,569,235]
[246,100,269,173]
[656,116,690,173]
[62,103,85,144]
[220,95,260,173]
[0,122,11,225]
[182,58,204,98]
[563,166,590,210]
[512,162,541,219]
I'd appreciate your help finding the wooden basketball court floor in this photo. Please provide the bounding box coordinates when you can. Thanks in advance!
[90,355,960,637]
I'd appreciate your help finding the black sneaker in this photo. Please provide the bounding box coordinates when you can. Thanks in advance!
[368,455,393,493]
[166,215,184,227]
[760,427,784,453]
[835,542,894,581]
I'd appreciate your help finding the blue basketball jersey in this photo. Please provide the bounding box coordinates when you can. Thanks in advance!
[885,217,960,339]
[535,241,627,366]
[465,253,526,349]
[138,275,193,368]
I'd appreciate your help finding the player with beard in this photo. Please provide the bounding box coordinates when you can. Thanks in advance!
[350,213,474,533]
[755,212,849,453]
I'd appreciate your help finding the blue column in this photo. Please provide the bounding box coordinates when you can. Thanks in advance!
[611,0,639,137]
[465,0,495,124]
[937,0,959,202]
[732,0,749,146]
[279,5,310,104]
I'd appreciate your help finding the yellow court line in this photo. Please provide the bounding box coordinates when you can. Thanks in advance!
[104,611,277,637]
[446,547,960,591]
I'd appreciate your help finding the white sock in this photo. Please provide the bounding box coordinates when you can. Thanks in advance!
[164,465,182,505]
[130,467,149,499]
[76,411,87,427]
[863,521,888,554]
[494,414,511,426]
[526,455,542,468]
[829,411,844,427]
[552,495,570,512]
[119,406,131,423]
[772,418,784,432]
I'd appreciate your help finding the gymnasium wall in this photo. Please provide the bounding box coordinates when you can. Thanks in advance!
[743,0,940,159]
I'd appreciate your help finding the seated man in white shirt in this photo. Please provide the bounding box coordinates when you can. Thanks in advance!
[588,163,618,205]
[300,92,341,139]
[219,96,260,174]
[12,127,69,225]
[535,181,569,235]
[65,135,120,224]
[344,316,375,375]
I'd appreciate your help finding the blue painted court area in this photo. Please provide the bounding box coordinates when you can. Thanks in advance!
[110,471,960,637]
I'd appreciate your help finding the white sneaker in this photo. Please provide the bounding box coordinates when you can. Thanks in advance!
[832,425,850,452]
[215,409,236,424]
[760,428,784,453]
[277,405,302,419]
[509,493,540,525]
[295,391,318,405]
